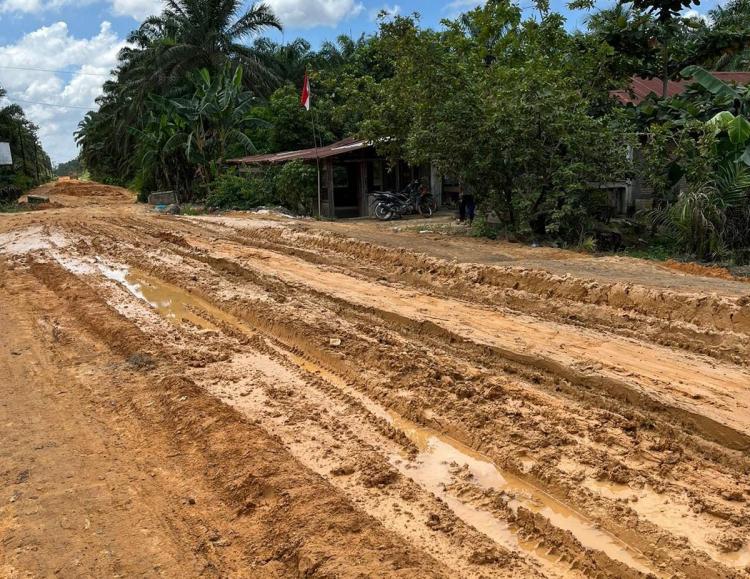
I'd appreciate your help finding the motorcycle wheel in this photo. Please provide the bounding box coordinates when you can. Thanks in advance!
[374,202,394,221]
[418,198,433,218]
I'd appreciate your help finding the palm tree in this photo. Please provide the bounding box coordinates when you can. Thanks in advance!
[126,0,282,94]
[691,0,750,71]
[251,37,313,85]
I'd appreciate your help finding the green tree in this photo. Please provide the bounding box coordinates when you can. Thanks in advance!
[362,5,627,241]
[687,0,750,71]
[127,0,281,95]
[0,87,52,190]
[132,65,264,197]
[621,0,699,96]
[638,68,750,260]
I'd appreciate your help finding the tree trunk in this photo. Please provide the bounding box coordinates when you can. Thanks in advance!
[661,27,670,98]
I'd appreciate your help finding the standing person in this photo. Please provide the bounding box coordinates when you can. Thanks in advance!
[459,183,476,226]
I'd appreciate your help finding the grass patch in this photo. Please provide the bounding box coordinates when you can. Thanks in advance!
[179,204,207,216]
[621,244,675,261]
[0,202,29,213]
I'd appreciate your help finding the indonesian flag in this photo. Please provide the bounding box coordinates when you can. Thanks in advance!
[300,73,311,111]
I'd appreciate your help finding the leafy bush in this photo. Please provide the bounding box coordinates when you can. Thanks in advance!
[0,185,22,204]
[469,214,502,239]
[274,160,317,214]
[205,173,273,209]
[647,163,750,261]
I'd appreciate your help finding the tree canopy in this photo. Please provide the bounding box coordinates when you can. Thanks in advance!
[0,86,52,193]
[74,0,750,262]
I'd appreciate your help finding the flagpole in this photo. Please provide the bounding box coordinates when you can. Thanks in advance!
[303,70,322,218]
[312,109,322,218]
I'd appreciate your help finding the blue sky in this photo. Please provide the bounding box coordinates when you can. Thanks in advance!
[0,0,724,163]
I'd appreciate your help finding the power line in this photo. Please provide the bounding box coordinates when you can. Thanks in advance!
[0,65,111,77]
[2,95,92,110]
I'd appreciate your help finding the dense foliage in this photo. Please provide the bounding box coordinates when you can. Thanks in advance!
[54,157,83,177]
[0,86,53,193]
[636,67,750,261]
[360,4,629,240]
[206,159,316,212]
[75,0,281,193]
[75,0,750,261]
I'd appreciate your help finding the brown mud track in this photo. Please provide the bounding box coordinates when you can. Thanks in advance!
[2,181,750,578]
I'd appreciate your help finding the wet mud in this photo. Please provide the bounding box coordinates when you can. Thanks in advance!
[2,180,750,578]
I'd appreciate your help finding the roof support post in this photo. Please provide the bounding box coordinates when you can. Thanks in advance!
[325,159,335,218]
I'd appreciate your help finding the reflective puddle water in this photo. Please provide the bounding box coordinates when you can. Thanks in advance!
[52,254,225,332]
[389,413,654,576]
[278,351,655,576]
[100,267,223,331]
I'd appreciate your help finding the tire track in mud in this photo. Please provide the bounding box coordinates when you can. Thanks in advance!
[130,220,750,452]
[29,254,728,576]
[65,258,658,579]
[95,217,750,460]
[11,257,452,579]
[122,225,750,576]
[5,213,750,578]
[175,217,750,363]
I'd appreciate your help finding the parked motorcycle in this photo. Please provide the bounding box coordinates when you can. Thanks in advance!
[372,180,435,221]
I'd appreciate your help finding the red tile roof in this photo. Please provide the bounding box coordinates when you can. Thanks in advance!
[228,137,370,165]
[612,72,750,105]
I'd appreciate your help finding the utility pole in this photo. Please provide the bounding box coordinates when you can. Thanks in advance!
[32,141,40,184]
[16,124,27,175]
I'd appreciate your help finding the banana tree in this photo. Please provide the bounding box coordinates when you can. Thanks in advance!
[166,65,267,185]
[682,65,750,165]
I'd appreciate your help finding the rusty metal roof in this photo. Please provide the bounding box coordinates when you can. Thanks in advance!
[611,72,750,105]
[228,137,370,165]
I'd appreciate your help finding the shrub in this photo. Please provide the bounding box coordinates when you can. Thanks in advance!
[273,160,317,215]
[0,185,22,204]
[205,173,273,209]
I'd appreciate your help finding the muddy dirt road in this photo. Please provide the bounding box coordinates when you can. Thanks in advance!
[2,180,750,578]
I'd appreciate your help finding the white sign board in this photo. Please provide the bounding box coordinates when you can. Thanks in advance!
[0,142,12,166]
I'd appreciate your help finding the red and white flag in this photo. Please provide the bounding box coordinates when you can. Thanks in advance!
[300,73,311,111]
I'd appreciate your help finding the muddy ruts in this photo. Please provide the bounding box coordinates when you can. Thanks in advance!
[25,259,450,578]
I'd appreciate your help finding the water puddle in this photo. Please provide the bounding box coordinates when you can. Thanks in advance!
[99,266,225,331]
[588,480,750,568]
[271,351,655,575]
[390,413,654,576]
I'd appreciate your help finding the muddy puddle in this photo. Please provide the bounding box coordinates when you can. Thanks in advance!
[53,255,243,333]
[275,351,655,576]
[389,413,654,576]
[99,267,224,331]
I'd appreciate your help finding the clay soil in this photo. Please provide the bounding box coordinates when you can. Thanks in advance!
[2,180,750,579]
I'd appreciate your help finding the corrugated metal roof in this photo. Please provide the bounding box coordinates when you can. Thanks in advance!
[228,137,370,165]
[612,72,750,105]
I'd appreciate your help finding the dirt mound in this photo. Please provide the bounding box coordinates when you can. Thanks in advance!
[661,259,748,282]
[52,179,130,198]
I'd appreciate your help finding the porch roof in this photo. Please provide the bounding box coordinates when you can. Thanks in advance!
[228,137,370,165]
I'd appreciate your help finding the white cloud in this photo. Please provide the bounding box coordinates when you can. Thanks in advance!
[0,0,97,13]
[0,0,41,12]
[0,0,156,19]
[370,3,400,21]
[0,21,124,164]
[264,0,364,28]
[444,0,484,11]
[111,0,163,20]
